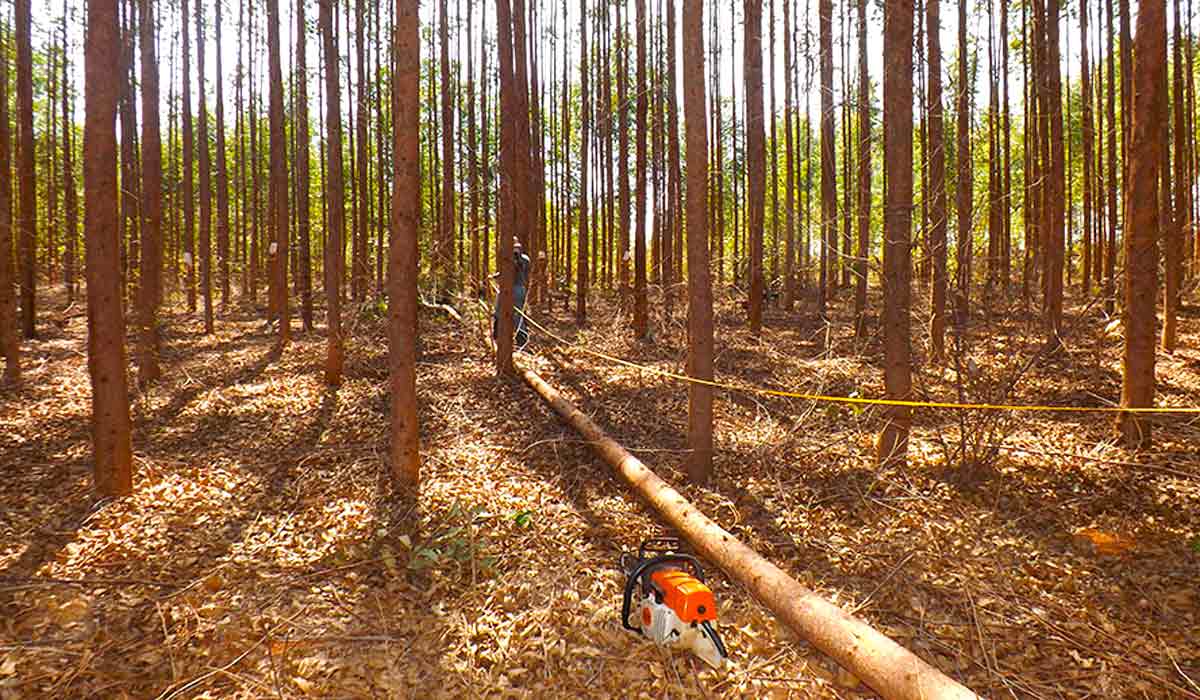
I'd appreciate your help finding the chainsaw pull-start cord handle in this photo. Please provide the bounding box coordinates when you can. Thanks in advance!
[621,554,706,633]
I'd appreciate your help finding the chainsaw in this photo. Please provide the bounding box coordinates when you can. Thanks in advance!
[620,537,729,670]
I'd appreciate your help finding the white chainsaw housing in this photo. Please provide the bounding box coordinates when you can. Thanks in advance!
[636,593,726,669]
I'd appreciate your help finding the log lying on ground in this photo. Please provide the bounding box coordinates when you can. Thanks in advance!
[519,365,978,700]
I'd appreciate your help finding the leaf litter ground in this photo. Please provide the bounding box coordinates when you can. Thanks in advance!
[1,287,1198,699]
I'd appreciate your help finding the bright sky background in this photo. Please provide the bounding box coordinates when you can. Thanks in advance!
[17,0,1154,141]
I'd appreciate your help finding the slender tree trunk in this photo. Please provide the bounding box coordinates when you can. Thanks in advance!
[818,0,836,322]
[496,0,519,373]
[215,0,231,310]
[391,0,421,487]
[0,14,19,382]
[617,4,631,300]
[16,0,38,339]
[182,0,196,311]
[1105,0,1118,314]
[683,0,713,483]
[953,0,971,326]
[927,0,947,363]
[61,7,78,306]
[1041,0,1066,350]
[1119,0,1165,447]
[296,0,313,330]
[196,0,214,333]
[854,0,870,336]
[1163,0,1185,351]
[745,0,765,336]
[267,0,289,348]
[118,3,139,309]
[320,0,346,383]
[1081,0,1094,295]
[633,0,649,337]
[877,0,914,468]
[667,0,683,315]
[137,0,163,385]
[85,0,134,496]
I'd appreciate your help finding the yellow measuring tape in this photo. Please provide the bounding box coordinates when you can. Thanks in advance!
[500,301,1200,415]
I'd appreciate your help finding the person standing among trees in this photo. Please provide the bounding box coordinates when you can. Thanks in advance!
[493,237,531,350]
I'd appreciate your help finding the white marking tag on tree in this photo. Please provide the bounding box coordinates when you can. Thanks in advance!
[269,242,278,255]
[183,252,193,267]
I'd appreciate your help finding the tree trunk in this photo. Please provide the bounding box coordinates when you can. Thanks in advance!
[1163,0,1185,352]
[496,0,518,373]
[927,0,947,364]
[297,0,313,330]
[577,0,590,324]
[85,0,134,497]
[682,0,713,483]
[137,0,163,385]
[61,6,78,306]
[1040,0,1066,351]
[214,0,231,310]
[745,0,765,336]
[195,0,214,333]
[0,13,19,382]
[266,0,289,348]
[854,0,870,336]
[390,0,421,487]
[1104,0,1118,315]
[818,0,836,323]
[320,0,346,383]
[876,0,914,468]
[16,0,37,339]
[953,0,971,326]
[1081,0,1094,296]
[632,0,649,338]
[1119,0,1166,448]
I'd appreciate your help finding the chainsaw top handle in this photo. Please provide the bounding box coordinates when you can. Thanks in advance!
[621,553,706,633]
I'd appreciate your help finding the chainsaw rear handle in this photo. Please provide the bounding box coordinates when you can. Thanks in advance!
[621,554,706,633]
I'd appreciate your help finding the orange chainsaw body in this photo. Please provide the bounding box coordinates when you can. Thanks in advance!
[649,569,717,624]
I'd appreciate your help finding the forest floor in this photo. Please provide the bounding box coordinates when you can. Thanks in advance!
[1,283,1199,699]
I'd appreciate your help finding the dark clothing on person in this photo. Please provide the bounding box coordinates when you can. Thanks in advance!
[494,251,532,349]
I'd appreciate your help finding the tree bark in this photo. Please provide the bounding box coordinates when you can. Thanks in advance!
[266,0,289,349]
[1119,0,1166,448]
[745,0,765,336]
[390,0,421,487]
[1040,0,1066,351]
[1081,0,1094,296]
[633,0,649,338]
[953,0,971,326]
[1163,0,1185,352]
[854,0,871,337]
[61,5,78,306]
[215,0,231,310]
[320,0,346,384]
[496,0,518,373]
[818,0,837,323]
[876,0,914,468]
[927,0,947,364]
[85,0,134,497]
[0,14,18,382]
[297,0,313,330]
[15,0,37,339]
[577,0,590,324]
[683,0,713,484]
[138,0,163,385]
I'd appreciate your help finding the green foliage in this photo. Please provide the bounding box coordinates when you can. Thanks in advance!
[407,501,498,580]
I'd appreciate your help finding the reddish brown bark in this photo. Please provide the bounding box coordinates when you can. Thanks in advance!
[876,0,914,468]
[818,0,836,322]
[1119,0,1166,447]
[266,0,289,349]
[0,17,20,383]
[390,0,421,487]
[84,0,134,497]
[496,0,518,373]
[854,0,870,337]
[320,0,345,384]
[927,0,947,363]
[215,0,232,310]
[633,0,649,338]
[745,0,764,337]
[16,0,37,339]
[138,0,163,385]
[683,0,713,484]
[297,0,313,330]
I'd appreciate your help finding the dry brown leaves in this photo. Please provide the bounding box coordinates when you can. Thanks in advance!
[0,287,1198,699]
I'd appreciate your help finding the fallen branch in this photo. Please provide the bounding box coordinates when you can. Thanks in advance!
[518,364,978,700]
